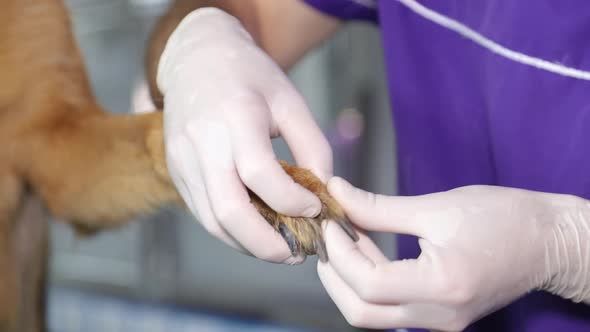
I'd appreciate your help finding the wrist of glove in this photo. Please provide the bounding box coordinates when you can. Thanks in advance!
[541,195,590,303]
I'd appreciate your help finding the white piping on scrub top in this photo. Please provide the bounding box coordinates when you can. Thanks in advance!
[397,0,590,81]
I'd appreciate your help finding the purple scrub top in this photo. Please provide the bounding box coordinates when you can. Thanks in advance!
[303,0,590,331]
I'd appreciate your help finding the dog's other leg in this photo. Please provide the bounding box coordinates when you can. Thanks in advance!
[0,171,22,331]
[13,197,48,332]
[0,171,48,332]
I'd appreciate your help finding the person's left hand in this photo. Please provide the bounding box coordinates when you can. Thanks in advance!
[318,178,590,331]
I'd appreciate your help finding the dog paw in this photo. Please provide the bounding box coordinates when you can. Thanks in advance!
[249,161,358,262]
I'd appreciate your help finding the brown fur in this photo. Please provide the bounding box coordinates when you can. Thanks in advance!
[0,1,354,330]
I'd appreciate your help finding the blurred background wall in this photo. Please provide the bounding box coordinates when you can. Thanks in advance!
[49,1,398,331]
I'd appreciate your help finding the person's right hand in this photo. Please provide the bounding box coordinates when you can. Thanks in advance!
[317,178,590,330]
[157,8,332,264]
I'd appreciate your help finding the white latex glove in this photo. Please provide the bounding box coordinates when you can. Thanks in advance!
[130,79,155,114]
[157,8,332,264]
[318,177,590,331]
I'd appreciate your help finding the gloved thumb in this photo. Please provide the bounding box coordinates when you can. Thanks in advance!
[327,177,424,237]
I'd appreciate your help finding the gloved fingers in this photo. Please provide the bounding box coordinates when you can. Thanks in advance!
[207,171,303,264]
[188,132,303,264]
[345,226,390,264]
[224,94,322,218]
[191,188,249,253]
[271,89,333,182]
[327,177,427,237]
[167,136,247,253]
[317,261,416,330]
[318,259,460,330]
[324,221,439,304]
[323,220,388,264]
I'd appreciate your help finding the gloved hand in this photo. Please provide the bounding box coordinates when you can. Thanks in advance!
[157,8,331,264]
[318,177,590,331]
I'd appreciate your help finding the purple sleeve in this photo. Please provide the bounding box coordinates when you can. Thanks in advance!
[302,0,378,22]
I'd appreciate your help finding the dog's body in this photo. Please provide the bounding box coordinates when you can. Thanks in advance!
[0,0,180,232]
[0,1,181,330]
[0,1,355,330]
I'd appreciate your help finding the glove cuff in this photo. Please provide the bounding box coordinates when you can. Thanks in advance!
[541,197,590,303]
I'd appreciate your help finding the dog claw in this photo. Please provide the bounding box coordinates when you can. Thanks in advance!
[279,223,300,256]
[336,217,359,242]
[314,237,328,263]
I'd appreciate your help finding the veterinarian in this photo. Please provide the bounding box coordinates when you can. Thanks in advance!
[155,1,590,331]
